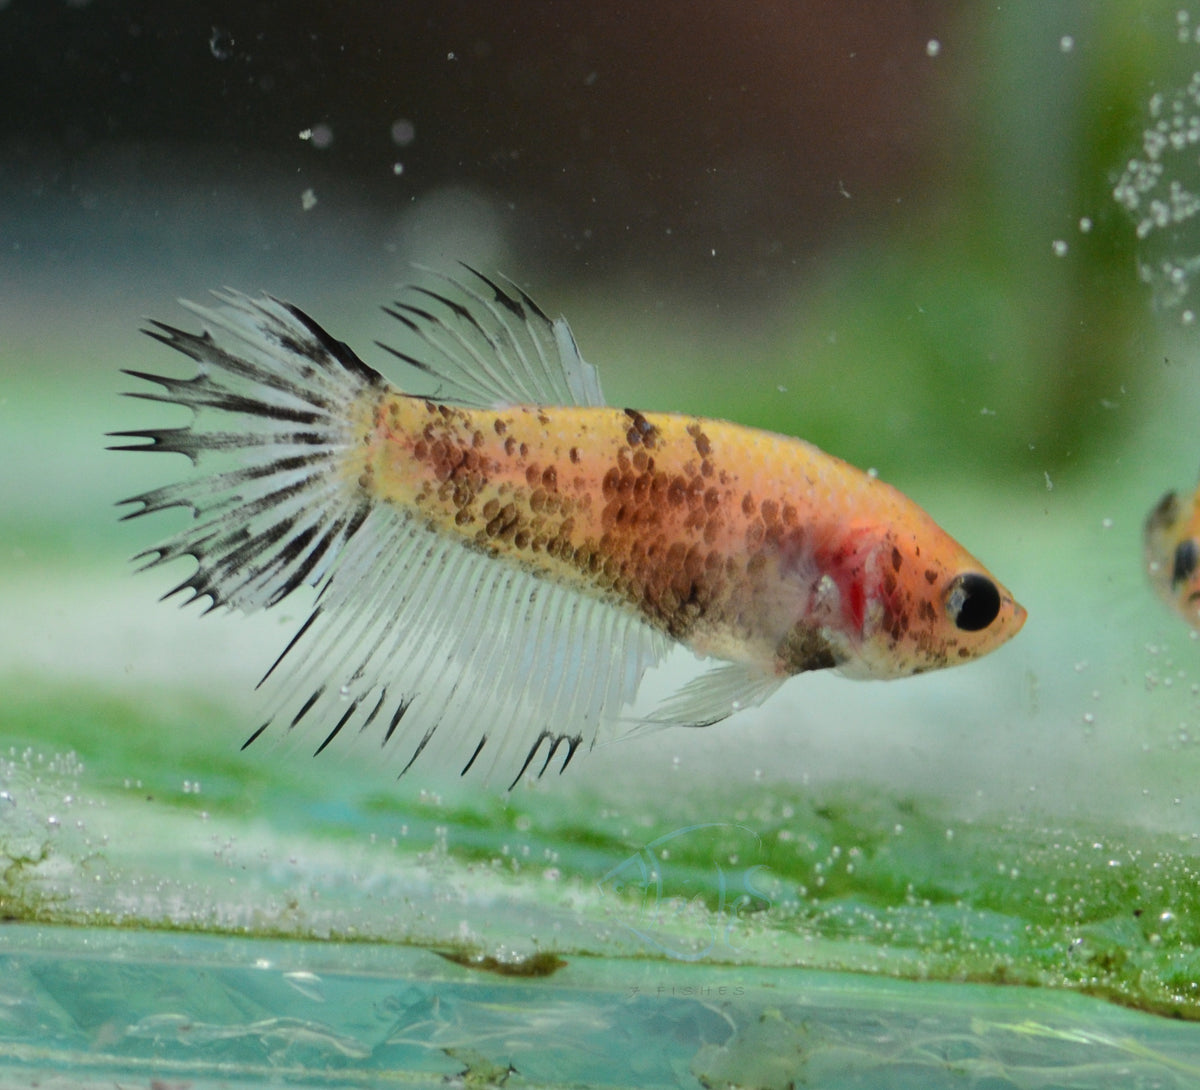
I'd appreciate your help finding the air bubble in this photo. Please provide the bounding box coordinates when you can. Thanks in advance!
[390,118,416,146]
[1114,33,1200,311]
[209,27,234,60]
[926,39,941,58]
[1052,239,1069,257]
[301,123,334,150]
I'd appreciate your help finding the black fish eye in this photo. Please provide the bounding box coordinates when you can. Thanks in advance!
[1173,538,1199,588]
[945,573,1001,632]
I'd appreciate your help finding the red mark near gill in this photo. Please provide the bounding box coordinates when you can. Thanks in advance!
[845,575,867,633]
[815,529,875,634]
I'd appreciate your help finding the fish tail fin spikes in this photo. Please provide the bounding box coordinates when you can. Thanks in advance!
[111,283,673,786]
[110,291,384,614]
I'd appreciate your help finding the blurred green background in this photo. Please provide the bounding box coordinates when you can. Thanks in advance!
[8,2,1200,1086]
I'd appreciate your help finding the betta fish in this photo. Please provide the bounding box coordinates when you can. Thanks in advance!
[1145,482,1200,628]
[113,269,1026,787]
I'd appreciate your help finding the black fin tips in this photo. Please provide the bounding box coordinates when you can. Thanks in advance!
[242,722,270,750]
[275,299,386,388]
[106,427,199,463]
[458,264,524,319]
[507,731,584,791]
[460,735,488,777]
[1147,490,1180,532]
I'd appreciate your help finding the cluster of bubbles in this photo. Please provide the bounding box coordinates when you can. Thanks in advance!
[1113,11,1200,323]
[296,117,417,208]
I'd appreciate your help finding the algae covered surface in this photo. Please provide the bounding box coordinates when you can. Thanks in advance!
[5,684,1200,1027]
[6,691,1200,1087]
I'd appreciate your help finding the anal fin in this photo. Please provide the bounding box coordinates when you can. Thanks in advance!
[249,504,672,787]
[635,662,784,733]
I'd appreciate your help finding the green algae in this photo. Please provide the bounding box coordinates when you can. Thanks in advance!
[5,680,1200,1022]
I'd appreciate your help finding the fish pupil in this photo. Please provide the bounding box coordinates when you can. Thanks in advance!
[1173,538,1199,588]
[947,573,1001,632]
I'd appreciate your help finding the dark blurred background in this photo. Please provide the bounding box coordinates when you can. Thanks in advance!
[13,13,1200,1076]
[0,2,1174,480]
[2,2,954,295]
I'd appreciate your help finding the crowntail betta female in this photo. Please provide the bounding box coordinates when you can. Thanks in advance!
[1145,482,1200,628]
[113,269,1026,787]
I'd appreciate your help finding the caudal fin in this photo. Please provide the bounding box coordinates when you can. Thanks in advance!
[110,292,384,613]
[113,280,676,787]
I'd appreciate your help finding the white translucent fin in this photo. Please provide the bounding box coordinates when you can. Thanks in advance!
[116,281,749,786]
[377,266,607,409]
[249,505,673,789]
[111,291,385,613]
[634,662,784,734]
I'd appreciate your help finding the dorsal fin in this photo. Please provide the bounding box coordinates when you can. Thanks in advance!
[377,266,607,409]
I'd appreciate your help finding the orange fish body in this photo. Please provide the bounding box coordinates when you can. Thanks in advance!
[115,270,1025,786]
[358,396,1020,681]
[1145,484,1200,627]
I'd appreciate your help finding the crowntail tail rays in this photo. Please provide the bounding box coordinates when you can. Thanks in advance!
[113,274,707,786]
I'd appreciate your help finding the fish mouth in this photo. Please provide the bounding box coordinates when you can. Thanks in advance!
[1006,597,1028,637]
